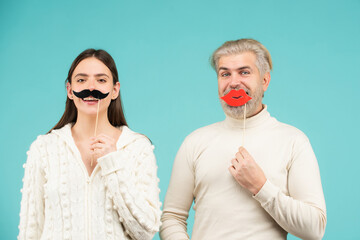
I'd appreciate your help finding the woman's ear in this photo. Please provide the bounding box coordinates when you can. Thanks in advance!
[112,82,120,99]
[66,82,73,100]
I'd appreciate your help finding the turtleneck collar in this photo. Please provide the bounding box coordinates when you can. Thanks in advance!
[223,105,271,129]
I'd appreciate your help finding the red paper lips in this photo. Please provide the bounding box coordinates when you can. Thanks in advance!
[221,89,252,106]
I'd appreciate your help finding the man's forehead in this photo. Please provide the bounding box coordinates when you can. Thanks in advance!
[217,52,257,72]
[218,53,256,69]
[219,52,256,64]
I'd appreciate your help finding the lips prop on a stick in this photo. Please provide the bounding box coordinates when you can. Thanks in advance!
[73,89,110,166]
[221,89,252,146]
[220,89,252,107]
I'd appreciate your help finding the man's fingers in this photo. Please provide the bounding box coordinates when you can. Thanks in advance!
[231,158,238,168]
[235,152,243,161]
[228,166,236,176]
[239,147,251,159]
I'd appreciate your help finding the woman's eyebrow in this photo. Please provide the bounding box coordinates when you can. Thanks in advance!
[95,73,110,78]
[74,73,88,78]
[73,73,110,78]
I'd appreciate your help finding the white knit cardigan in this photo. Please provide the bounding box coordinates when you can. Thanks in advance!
[18,124,162,240]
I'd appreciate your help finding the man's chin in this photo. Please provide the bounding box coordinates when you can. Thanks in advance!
[220,101,246,119]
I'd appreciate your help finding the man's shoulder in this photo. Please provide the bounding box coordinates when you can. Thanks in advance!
[272,118,310,142]
[175,121,223,157]
[183,121,223,145]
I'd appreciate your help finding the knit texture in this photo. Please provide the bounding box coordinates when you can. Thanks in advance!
[18,124,162,240]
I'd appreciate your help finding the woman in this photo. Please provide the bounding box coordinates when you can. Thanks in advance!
[18,49,162,240]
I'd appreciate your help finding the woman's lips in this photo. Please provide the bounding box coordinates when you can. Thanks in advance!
[220,89,252,106]
[82,99,99,105]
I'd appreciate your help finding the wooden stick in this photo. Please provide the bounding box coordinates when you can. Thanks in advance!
[91,99,100,167]
[94,99,100,136]
[242,103,246,147]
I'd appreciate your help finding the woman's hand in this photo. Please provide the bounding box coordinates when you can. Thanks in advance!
[90,134,117,160]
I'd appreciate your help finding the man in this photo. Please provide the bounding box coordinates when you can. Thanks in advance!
[160,39,326,239]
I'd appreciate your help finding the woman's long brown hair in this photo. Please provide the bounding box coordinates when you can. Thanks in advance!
[48,49,127,133]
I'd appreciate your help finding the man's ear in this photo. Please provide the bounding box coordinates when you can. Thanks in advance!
[112,82,120,99]
[66,82,73,99]
[262,72,271,92]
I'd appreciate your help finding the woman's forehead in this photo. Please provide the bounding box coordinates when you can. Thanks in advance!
[73,57,111,76]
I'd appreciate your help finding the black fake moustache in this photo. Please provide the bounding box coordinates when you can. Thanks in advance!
[72,89,109,100]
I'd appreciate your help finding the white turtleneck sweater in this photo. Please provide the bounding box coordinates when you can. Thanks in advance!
[18,124,162,240]
[160,106,326,240]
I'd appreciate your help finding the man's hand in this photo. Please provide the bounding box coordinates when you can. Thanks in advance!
[228,147,267,195]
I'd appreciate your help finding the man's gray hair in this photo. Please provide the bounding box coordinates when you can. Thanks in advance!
[210,39,273,76]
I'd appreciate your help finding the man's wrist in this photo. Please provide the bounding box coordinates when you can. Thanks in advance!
[251,177,267,195]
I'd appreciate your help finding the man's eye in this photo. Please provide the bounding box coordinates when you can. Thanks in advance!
[98,79,106,83]
[241,71,250,75]
[77,79,85,83]
[221,73,230,77]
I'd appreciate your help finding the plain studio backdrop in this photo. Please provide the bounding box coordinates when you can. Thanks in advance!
[1,0,359,239]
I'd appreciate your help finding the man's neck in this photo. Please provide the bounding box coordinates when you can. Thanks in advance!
[247,103,264,118]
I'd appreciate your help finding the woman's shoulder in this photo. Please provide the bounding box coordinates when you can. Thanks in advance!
[29,124,72,150]
[118,126,153,150]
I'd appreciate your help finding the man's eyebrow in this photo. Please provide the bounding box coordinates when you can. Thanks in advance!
[218,66,251,71]
[237,66,251,70]
[218,67,229,71]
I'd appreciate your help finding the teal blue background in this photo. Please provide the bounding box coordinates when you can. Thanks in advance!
[1,0,359,239]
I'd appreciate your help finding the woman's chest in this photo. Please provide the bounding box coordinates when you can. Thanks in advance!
[43,150,106,208]
[76,141,97,176]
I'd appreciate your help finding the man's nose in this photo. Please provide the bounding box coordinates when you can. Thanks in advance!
[229,75,242,88]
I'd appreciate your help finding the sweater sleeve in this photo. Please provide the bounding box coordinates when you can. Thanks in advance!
[97,137,162,240]
[18,140,46,240]
[253,136,327,240]
[160,140,194,240]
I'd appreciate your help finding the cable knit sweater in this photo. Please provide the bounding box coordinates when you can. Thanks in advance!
[18,124,162,240]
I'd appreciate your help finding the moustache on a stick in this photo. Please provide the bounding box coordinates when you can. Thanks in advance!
[72,89,109,167]
[72,89,109,100]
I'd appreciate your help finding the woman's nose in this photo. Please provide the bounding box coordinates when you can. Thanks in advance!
[88,80,96,91]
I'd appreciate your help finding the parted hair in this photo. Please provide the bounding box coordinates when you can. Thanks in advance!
[48,49,127,133]
[210,39,273,75]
